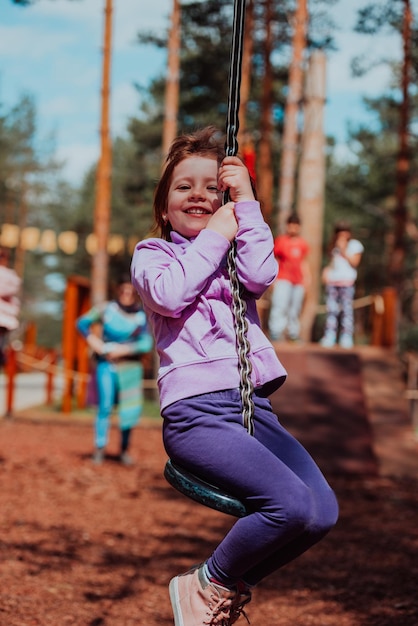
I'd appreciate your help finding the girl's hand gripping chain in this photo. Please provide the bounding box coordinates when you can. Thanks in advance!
[218,156,255,203]
[206,156,255,243]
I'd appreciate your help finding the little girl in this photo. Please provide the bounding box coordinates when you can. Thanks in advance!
[131,127,338,626]
[320,221,364,349]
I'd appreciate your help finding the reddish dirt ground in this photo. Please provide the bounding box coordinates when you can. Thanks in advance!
[0,345,417,625]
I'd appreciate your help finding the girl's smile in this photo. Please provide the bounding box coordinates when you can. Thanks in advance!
[164,156,221,238]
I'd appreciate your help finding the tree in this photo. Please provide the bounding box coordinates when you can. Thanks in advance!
[353,0,416,287]
[91,0,113,306]
[277,0,308,233]
[323,92,418,340]
[134,0,337,205]
[162,0,181,157]
[0,92,82,345]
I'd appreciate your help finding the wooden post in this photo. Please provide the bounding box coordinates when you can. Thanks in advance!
[5,346,17,417]
[297,50,327,342]
[23,321,37,354]
[162,0,181,158]
[371,295,385,346]
[382,287,398,348]
[62,281,78,412]
[62,276,91,412]
[76,289,91,409]
[46,350,56,405]
[91,0,113,306]
[277,0,308,234]
[370,288,398,348]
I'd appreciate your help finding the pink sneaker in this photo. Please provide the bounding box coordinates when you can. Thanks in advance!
[169,564,237,625]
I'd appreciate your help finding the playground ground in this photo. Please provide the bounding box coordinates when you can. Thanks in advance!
[0,344,417,626]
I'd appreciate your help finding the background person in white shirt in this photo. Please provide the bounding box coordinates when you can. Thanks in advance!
[320,222,364,349]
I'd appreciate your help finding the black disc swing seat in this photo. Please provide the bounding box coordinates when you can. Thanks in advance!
[164,0,253,518]
[164,459,249,518]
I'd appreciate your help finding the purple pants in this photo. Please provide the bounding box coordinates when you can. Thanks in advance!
[162,388,338,587]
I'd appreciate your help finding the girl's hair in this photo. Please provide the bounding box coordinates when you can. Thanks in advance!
[328,220,352,255]
[153,126,225,240]
[334,220,352,236]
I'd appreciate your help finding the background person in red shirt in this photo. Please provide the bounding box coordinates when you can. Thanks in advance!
[268,214,310,342]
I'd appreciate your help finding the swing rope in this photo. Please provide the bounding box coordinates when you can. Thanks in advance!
[164,0,254,516]
[224,0,255,436]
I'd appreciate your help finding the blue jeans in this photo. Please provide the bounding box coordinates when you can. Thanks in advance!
[268,279,305,340]
[162,389,338,587]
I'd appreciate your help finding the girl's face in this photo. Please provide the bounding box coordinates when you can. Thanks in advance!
[336,230,351,247]
[164,156,221,239]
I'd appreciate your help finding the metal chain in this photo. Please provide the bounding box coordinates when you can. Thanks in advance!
[227,242,255,435]
[224,0,255,435]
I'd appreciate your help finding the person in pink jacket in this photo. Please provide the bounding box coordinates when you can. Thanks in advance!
[131,127,338,626]
[0,247,21,366]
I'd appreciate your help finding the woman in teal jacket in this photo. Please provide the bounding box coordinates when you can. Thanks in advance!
[77,276,153,465]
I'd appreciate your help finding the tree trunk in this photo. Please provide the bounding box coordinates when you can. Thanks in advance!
[238,0,254,145]
[162,0,181,159]
[91,0,113,306]
[257,0,273,222]
[277,0,308,234]
[297,50,327,342]
[388,0,412,288]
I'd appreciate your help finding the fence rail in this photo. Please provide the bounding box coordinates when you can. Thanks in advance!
[1,287,399,417]
[2,346,157,417]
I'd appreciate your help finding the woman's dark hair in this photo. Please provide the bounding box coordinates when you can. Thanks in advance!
[116,272,132,287]
[287,213,301,226]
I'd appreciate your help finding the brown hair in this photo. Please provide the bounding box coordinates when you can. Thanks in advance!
[328,220,352,256]
[287,213,301,225]
[153,127,225,240]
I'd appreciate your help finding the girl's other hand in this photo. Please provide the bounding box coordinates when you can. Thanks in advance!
[218,156,255,203]
[206,202,238,242]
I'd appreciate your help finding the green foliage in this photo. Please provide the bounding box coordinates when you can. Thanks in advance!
[129,0,339,231]
[0,93,79,346]
[135,0,338,137]
[69,135,158,288]
[339,1,418,332]
[354,1,404,35]
[400,325,418,354]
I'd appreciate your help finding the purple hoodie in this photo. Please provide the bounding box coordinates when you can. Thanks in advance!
[131,200,287,410]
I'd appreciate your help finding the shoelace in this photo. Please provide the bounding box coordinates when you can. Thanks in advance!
[204,592,235,625]
[229,589,251,625]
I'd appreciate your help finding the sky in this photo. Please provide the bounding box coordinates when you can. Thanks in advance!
[0,0,404,187]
